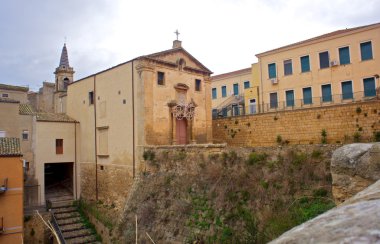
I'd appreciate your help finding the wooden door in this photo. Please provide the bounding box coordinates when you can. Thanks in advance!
[176,119,187,144]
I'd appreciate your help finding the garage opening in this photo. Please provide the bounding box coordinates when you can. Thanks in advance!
[45,162,74,202]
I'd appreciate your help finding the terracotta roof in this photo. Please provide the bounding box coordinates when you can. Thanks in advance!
[0,138,22,156]
[36,113,77,123]
[0,98,20,104]
[256,22,380,57]
[211,67,251,80]
[19,104,35,115]
[0,83,29,92]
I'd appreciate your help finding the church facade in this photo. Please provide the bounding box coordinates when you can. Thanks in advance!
[66,39,213,204]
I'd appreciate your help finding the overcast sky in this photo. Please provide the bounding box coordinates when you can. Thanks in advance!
[1,0,379,91]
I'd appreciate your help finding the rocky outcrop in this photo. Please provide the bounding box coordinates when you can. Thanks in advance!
[270,179,380,244]
[270,143,380,243]
[331,143,380,204]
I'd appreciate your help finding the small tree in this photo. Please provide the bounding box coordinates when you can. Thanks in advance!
[321,129,327,144]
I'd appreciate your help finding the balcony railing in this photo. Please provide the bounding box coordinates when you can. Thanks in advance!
[213,90,379,118]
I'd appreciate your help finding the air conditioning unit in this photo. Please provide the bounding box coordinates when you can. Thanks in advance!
[271,78,278,85]
[330,60,338,66]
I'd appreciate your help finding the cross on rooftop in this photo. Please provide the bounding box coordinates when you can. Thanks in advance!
[174,29,180,40]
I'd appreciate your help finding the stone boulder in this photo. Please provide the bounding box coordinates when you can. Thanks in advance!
[270,179,380,244]
[331,143,380,204]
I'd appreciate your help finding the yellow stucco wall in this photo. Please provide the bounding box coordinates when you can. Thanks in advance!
[211,68,251,109]
[0,156,23,244]
[34,121,76,203]
[257,24,380,111]
[244,63,260,113]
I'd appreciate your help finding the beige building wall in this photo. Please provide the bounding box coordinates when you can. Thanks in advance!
[0,85,28,103]
[211,68,251,109]
[34,121,76,204]
[0,102,34,182]
[256,23,380,110]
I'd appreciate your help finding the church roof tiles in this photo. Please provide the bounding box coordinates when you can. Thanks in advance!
[0,138,22,156]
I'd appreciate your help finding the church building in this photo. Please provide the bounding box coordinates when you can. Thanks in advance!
[66,38,213,205]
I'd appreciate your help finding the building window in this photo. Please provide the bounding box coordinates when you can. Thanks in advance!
[284,59,293,76]
[1,93,8,98]
[321,84,332,102]
[363,77,376,97]
[233,83,239,95]
[341,81,353,100]
[89,91,94,105]
[303,87,312,105]
[157,71,165,85]
[244,81,250,89]
[268,63,276,78]
[221,86,227,97]
[195,79,201,91]
[300,55,310,73]
[360,41,373,61]
[0,131,5,138]
[56,139,63,154]
[270,92,278,108]
[212,88,217,99]
[212,109,218,119]
[285,90,294,107]
[339,46,350,65]
[22,130,29,140]
[319,51,330,69]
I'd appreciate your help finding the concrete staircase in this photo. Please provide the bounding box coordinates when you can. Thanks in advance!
[50,200,101,244]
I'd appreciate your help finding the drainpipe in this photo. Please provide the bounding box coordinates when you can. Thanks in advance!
[259,58,264,112]
[132,61,135,179]
[74,122,77,200]
[94,75,98,200]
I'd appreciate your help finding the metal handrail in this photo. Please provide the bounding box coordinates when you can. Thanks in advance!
[213,90,379,118]
[51,210,66,244]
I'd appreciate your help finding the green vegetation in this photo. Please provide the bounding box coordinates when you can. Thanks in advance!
[353,132,361,142]
[143,149,155,161]
[374,131,380,142]
[121,147,335,243]
[356,107,362,114]
[74,199,103,242]
[276,135,282,145]
[321,129,327,144]
[246,152,268,165]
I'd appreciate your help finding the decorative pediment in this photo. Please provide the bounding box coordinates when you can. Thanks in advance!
[174,83,189,91]
[139,48,212,75]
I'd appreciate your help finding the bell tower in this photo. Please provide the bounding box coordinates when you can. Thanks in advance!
[54,43,74,92]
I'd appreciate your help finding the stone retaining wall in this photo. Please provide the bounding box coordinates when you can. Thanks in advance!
[213,100,380,146]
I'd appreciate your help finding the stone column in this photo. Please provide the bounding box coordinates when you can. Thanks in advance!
[172,113,177,145]
[190,119,196,144]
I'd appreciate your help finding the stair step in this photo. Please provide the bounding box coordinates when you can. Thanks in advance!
[55,212,80,220]
[63,228,93,239]
[61,223,86,232]
[50,200,74,209]
[65,234,98,244]
[53,206,77,214]
[48,195,74,203]
[57,216,82,226]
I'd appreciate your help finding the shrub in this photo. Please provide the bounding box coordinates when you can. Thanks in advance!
[312,188,328,197]
[374,131,380,142]
[143,149,155,161]
[356,107,362,114]
[276,135,283,145]
[246,152,268,165]
[311,150,322,159]
[321,129,327,144]
[353,132,361,142]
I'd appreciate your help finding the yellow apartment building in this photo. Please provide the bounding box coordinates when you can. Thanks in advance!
[0,138,23,244]
[211,67,251,117]
[256,22,380,112]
